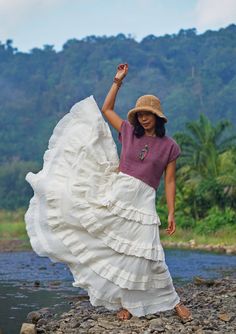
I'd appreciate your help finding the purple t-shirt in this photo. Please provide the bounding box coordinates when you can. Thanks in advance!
[118,120,181,190]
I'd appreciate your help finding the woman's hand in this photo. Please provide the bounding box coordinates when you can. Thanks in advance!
[166,212,176,236]
[115,63,128,81]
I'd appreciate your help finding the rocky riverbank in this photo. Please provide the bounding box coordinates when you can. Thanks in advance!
[0,239,31,252]
[1,239,236,254]
[21,276,236,334]
[161,240,236,255]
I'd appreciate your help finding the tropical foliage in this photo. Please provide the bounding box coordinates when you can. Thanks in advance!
[157,114,236,233]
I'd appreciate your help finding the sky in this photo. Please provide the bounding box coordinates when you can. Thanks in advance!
[0,0,236,52]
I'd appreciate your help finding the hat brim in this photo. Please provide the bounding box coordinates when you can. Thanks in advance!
[127,106,168,124]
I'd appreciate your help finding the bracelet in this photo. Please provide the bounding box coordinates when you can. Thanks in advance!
[113,77,123,87]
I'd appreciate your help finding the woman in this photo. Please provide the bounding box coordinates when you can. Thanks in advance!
[101,63,191,320]
[25,63,191,322]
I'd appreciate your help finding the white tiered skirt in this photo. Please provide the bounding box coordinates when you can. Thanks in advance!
[24,95,180,317]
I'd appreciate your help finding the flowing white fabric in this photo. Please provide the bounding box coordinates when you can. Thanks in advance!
[24,95,180,316]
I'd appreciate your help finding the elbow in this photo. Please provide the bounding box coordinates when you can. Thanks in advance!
[101,107,113,115]
[101,105,109,114]
[101,107,107,114]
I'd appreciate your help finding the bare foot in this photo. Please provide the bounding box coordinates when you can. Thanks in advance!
[175,302,192,322]
[117,308,132,320]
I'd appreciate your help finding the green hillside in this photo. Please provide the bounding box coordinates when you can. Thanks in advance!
[0,25,236,222]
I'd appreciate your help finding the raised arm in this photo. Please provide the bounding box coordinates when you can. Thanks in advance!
[101,63,128,132]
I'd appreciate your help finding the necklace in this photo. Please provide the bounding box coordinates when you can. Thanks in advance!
[138,144,149,160]
[138,133,156,160]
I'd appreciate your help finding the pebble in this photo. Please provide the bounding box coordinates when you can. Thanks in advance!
[33,280,40,287]
[22,276,236,334]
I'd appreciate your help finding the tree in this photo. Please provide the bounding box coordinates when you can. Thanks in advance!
[174,114,236,219]
[175,113,236,178]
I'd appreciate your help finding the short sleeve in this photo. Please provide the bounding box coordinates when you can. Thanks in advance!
[118,120,133,143]
[167,141,181,164]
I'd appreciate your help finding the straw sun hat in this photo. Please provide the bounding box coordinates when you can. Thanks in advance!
[127,95,168,124]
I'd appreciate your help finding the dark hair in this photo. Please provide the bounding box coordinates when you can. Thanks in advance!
[133,113,166,138]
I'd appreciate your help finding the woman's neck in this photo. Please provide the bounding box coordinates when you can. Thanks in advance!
[144,130,156,137]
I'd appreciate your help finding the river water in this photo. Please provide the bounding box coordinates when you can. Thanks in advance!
[0,249,235,334]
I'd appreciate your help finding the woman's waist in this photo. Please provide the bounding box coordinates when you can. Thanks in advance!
[118,165,160,191]
[108,170,156,209]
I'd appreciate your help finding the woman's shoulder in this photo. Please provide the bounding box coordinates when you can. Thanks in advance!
[158,136,181,156]
[122,119,133,127]
[163,135,181,159]
[118,120,134,143]
[162,135,179,146]
[119,119,134,133]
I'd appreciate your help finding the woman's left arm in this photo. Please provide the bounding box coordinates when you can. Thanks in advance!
[164,160,177,236]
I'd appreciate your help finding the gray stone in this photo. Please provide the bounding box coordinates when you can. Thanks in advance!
[88,325,104,333]
[129,317,146,327]
[165,324,176,331]
[79,319,96,329]
[33,280,40,287]
[156,326,165,332]
[49,280,61,286]
[145,314,158,320]
[26,311,42,324]
[149,318,163,328]
[76,330,88,334]
[36,329,46,334]
[37,318,47,326]
[142,330,152,334]
[71,320,81,328]
[38,307,54,319]
[97,319,116,329]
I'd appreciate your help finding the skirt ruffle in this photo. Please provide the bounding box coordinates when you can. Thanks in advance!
[24,95,180,317]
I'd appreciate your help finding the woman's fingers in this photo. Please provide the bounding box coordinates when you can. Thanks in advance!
[166,219,176,235]
[116,63,128,80]
[117,63,128,71]
[117,64,124,70]
[170,222,176,235]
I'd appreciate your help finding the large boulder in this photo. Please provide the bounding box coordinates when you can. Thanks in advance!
[20,323,36,334]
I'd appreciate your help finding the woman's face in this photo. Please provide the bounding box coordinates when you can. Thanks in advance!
[136,111,156,131]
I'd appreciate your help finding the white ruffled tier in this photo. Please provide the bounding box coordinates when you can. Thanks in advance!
[24,95,180,317]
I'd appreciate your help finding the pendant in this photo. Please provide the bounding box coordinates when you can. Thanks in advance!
[138,144,149,160]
